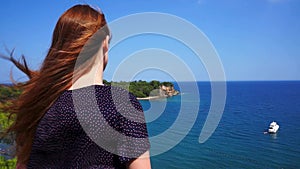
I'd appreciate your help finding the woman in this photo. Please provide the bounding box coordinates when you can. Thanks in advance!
[1,4,151,169]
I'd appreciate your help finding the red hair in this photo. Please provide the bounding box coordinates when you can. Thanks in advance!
[1,4,110,164]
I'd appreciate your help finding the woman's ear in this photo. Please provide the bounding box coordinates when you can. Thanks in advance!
[102,35,109,54]
[102,35,109,71]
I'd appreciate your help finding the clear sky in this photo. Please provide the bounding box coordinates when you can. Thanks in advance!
[0,0,299,83]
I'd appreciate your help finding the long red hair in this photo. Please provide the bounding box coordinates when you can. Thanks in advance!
[1,4,110,164]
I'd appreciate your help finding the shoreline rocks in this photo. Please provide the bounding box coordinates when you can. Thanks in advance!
[137,84,179,100]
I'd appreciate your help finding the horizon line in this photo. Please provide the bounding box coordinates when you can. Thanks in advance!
[1,79,300,85]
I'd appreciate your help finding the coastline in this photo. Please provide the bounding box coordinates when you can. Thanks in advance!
[137,95,167,100]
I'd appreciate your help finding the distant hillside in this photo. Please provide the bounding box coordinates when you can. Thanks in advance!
[0,85,21,103]
[104,80,179,99]
[0,80,179,101]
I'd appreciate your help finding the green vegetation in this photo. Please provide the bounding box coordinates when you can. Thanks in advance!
[0,85,21,103]
[0,85,18,168]
[0,85,19,133]
[104,80,174,98]
[0,156,16,169]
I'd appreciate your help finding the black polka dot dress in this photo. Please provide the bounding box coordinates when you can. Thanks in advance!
[27,85,150,169]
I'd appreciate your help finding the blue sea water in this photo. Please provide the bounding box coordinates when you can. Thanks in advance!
[140,81,300,169]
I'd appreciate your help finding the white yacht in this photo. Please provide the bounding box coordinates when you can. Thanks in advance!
[268,121,279,133]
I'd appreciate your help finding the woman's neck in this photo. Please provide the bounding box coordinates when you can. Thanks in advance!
[68,50,105,90]
[68,69,104,90]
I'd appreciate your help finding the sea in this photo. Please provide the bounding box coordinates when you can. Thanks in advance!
[0,81,299,168]
[140,81,300,169]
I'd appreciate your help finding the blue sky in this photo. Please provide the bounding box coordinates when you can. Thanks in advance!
[0,0,299,83]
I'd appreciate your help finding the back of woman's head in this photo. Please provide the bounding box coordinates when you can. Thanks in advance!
[1,4,110,164]
[42,4,110,84]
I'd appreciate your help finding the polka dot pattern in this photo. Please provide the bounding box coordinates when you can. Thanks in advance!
[27,85,150,169]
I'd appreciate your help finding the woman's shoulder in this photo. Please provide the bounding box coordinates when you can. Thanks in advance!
[92,85,138,102]
[58,84,139,109]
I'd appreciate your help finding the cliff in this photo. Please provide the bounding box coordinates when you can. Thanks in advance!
[103,80,179,100]
[139,83,180,100]
[159,85,179,97]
